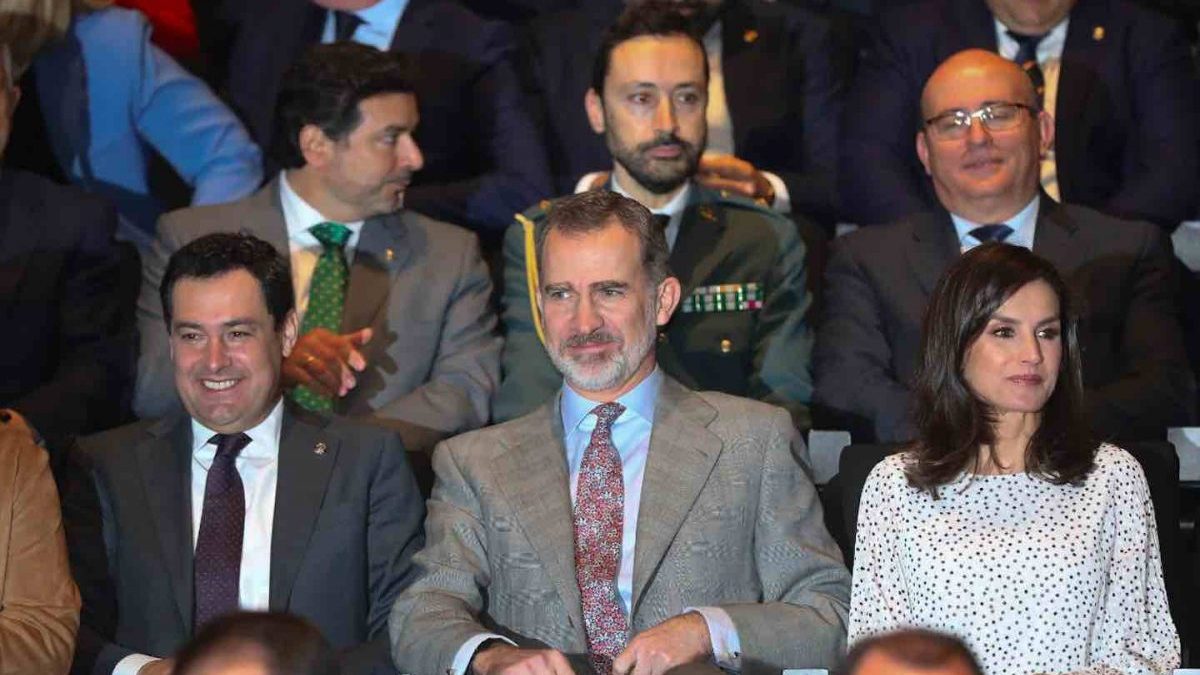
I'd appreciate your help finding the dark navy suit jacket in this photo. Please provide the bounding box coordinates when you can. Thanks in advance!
[519,0,850,225]
[223,0,551,235]
[839,0,1199,228]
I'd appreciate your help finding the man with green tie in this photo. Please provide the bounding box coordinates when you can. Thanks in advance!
[134,42,501,454]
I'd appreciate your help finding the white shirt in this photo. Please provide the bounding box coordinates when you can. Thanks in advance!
[113,401,286,675]
[320,0,409,50]
[849,445,1179,675]
[279,171,365,326]
[949,194,1039,252]
[576,20,793,214]
[610,174,691,250]
[995,17,1068,202]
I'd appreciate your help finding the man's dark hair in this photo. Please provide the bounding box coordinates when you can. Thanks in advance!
[908,242,1093,494]
[160,232,294,332]
[174,612,337,675]
[840,629,984,675]
[590,1,710,96]
[271,41,415,169]
[536,190,671,287]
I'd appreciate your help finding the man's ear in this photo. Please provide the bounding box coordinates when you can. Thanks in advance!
[1036,109,1055,157]
[298,124,333,168]
[916,130,932,176]
[280,310,300,358]
[654,276,682,326]
[585,88,606,135]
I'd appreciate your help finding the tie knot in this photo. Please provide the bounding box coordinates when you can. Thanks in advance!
[651,214,670,234]
[310,222,352,249]
[1006,30,1047,61]
[333,10,364,42]
[590,402,626,430]
[209,433,251,460]
[969,224,1014,243]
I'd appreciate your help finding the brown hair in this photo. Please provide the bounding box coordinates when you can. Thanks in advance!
[907,242,1093,494]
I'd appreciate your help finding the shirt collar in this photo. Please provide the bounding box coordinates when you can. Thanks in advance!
[610,175,691,250]
[950,194,1039,251]
[349,0,409,32]
[190,399,284,460]
[279,171,365,240]
[994,16,1069,61]
[560,367,663,435]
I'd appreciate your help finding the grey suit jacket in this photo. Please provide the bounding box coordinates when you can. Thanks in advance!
[133,179,501,450]
[63,404,426,675]
[390,376,850,675]
[813,198,1195,443]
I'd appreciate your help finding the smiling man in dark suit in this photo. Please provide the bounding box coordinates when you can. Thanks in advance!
[840,0,1199,229]
[65,233,425,675]
[815,49,1194,443]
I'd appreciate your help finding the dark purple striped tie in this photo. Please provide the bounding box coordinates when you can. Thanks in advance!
[194,432,250,629]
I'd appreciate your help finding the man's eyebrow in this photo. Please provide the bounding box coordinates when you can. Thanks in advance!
[591,280,629,291]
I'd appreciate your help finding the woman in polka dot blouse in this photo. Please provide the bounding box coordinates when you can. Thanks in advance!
[847,243,1179,675]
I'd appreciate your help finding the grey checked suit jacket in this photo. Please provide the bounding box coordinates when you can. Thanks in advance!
[389,376,850,675]
[133,179,501,451]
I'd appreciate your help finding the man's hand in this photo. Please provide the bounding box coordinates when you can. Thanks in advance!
[696,154,774,206]
[613,612,712,675]
[471,643,574,675]
[586,171,611,191]
[282,327,373,398]
[137,659,174,675]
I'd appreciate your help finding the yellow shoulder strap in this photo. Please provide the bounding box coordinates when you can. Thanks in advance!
[516,213,545,346]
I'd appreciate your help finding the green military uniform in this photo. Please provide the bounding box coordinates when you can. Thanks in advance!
[493,183,814,429]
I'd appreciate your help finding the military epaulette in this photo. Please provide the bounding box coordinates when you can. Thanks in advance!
[709,190,792,223]
[515,198,555,226]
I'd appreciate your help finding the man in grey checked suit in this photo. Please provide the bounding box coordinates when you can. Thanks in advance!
[133,43,500,454]
[390,191,849,675]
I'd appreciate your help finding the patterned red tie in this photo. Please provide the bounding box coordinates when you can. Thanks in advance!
[194,432,250,628]
[573,402,628,673]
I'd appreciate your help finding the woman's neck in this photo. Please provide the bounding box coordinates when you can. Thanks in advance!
[976,411,1040,475]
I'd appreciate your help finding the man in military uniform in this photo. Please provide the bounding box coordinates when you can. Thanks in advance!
[494,1,813,428]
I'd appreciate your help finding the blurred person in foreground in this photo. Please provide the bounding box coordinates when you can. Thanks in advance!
[840,629,982,675]
[848,242,1179,674]
[0,411,80,675]
[173,612,337,675]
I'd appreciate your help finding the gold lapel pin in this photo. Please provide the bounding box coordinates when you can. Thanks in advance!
[385,248,395,262]
[313,442,327,456]
[1092,25,1105,41]
[744,29,758,44]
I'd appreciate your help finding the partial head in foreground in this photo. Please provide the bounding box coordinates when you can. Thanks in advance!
[909,242,1092,492]
[841,629,984,675]
[174,612,337,675]
[535,190,681,401]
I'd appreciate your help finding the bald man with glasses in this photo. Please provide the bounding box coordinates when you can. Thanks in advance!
[813,49,1194,444]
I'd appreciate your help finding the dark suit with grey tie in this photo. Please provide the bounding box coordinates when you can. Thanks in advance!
[63,405,425,675]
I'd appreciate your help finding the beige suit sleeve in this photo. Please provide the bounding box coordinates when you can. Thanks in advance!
[0,417,80,675]
[132,214,186,419]
[718,409,851,672]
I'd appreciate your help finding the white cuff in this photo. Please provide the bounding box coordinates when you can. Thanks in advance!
[761,171,791,214]
[575,172,604,194]
[688,606,743,671]
[114,653,160,675]
[450,633,517,675]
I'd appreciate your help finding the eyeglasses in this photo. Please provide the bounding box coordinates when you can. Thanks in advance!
[923,103,1037,140]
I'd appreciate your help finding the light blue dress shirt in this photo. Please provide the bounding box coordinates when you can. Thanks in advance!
[950,194,1040,252]
[320,0,410,50]
[450,369,741,674]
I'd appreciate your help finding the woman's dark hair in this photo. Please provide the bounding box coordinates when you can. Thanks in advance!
[907,242,1093,494]
[271,41,415,169]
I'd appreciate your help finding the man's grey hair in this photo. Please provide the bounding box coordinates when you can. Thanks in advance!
[535,190,672,288]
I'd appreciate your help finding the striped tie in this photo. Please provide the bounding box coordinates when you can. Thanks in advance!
[1007,31,1047,103]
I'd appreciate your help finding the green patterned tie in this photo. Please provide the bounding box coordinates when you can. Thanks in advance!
[291,221,352,412]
